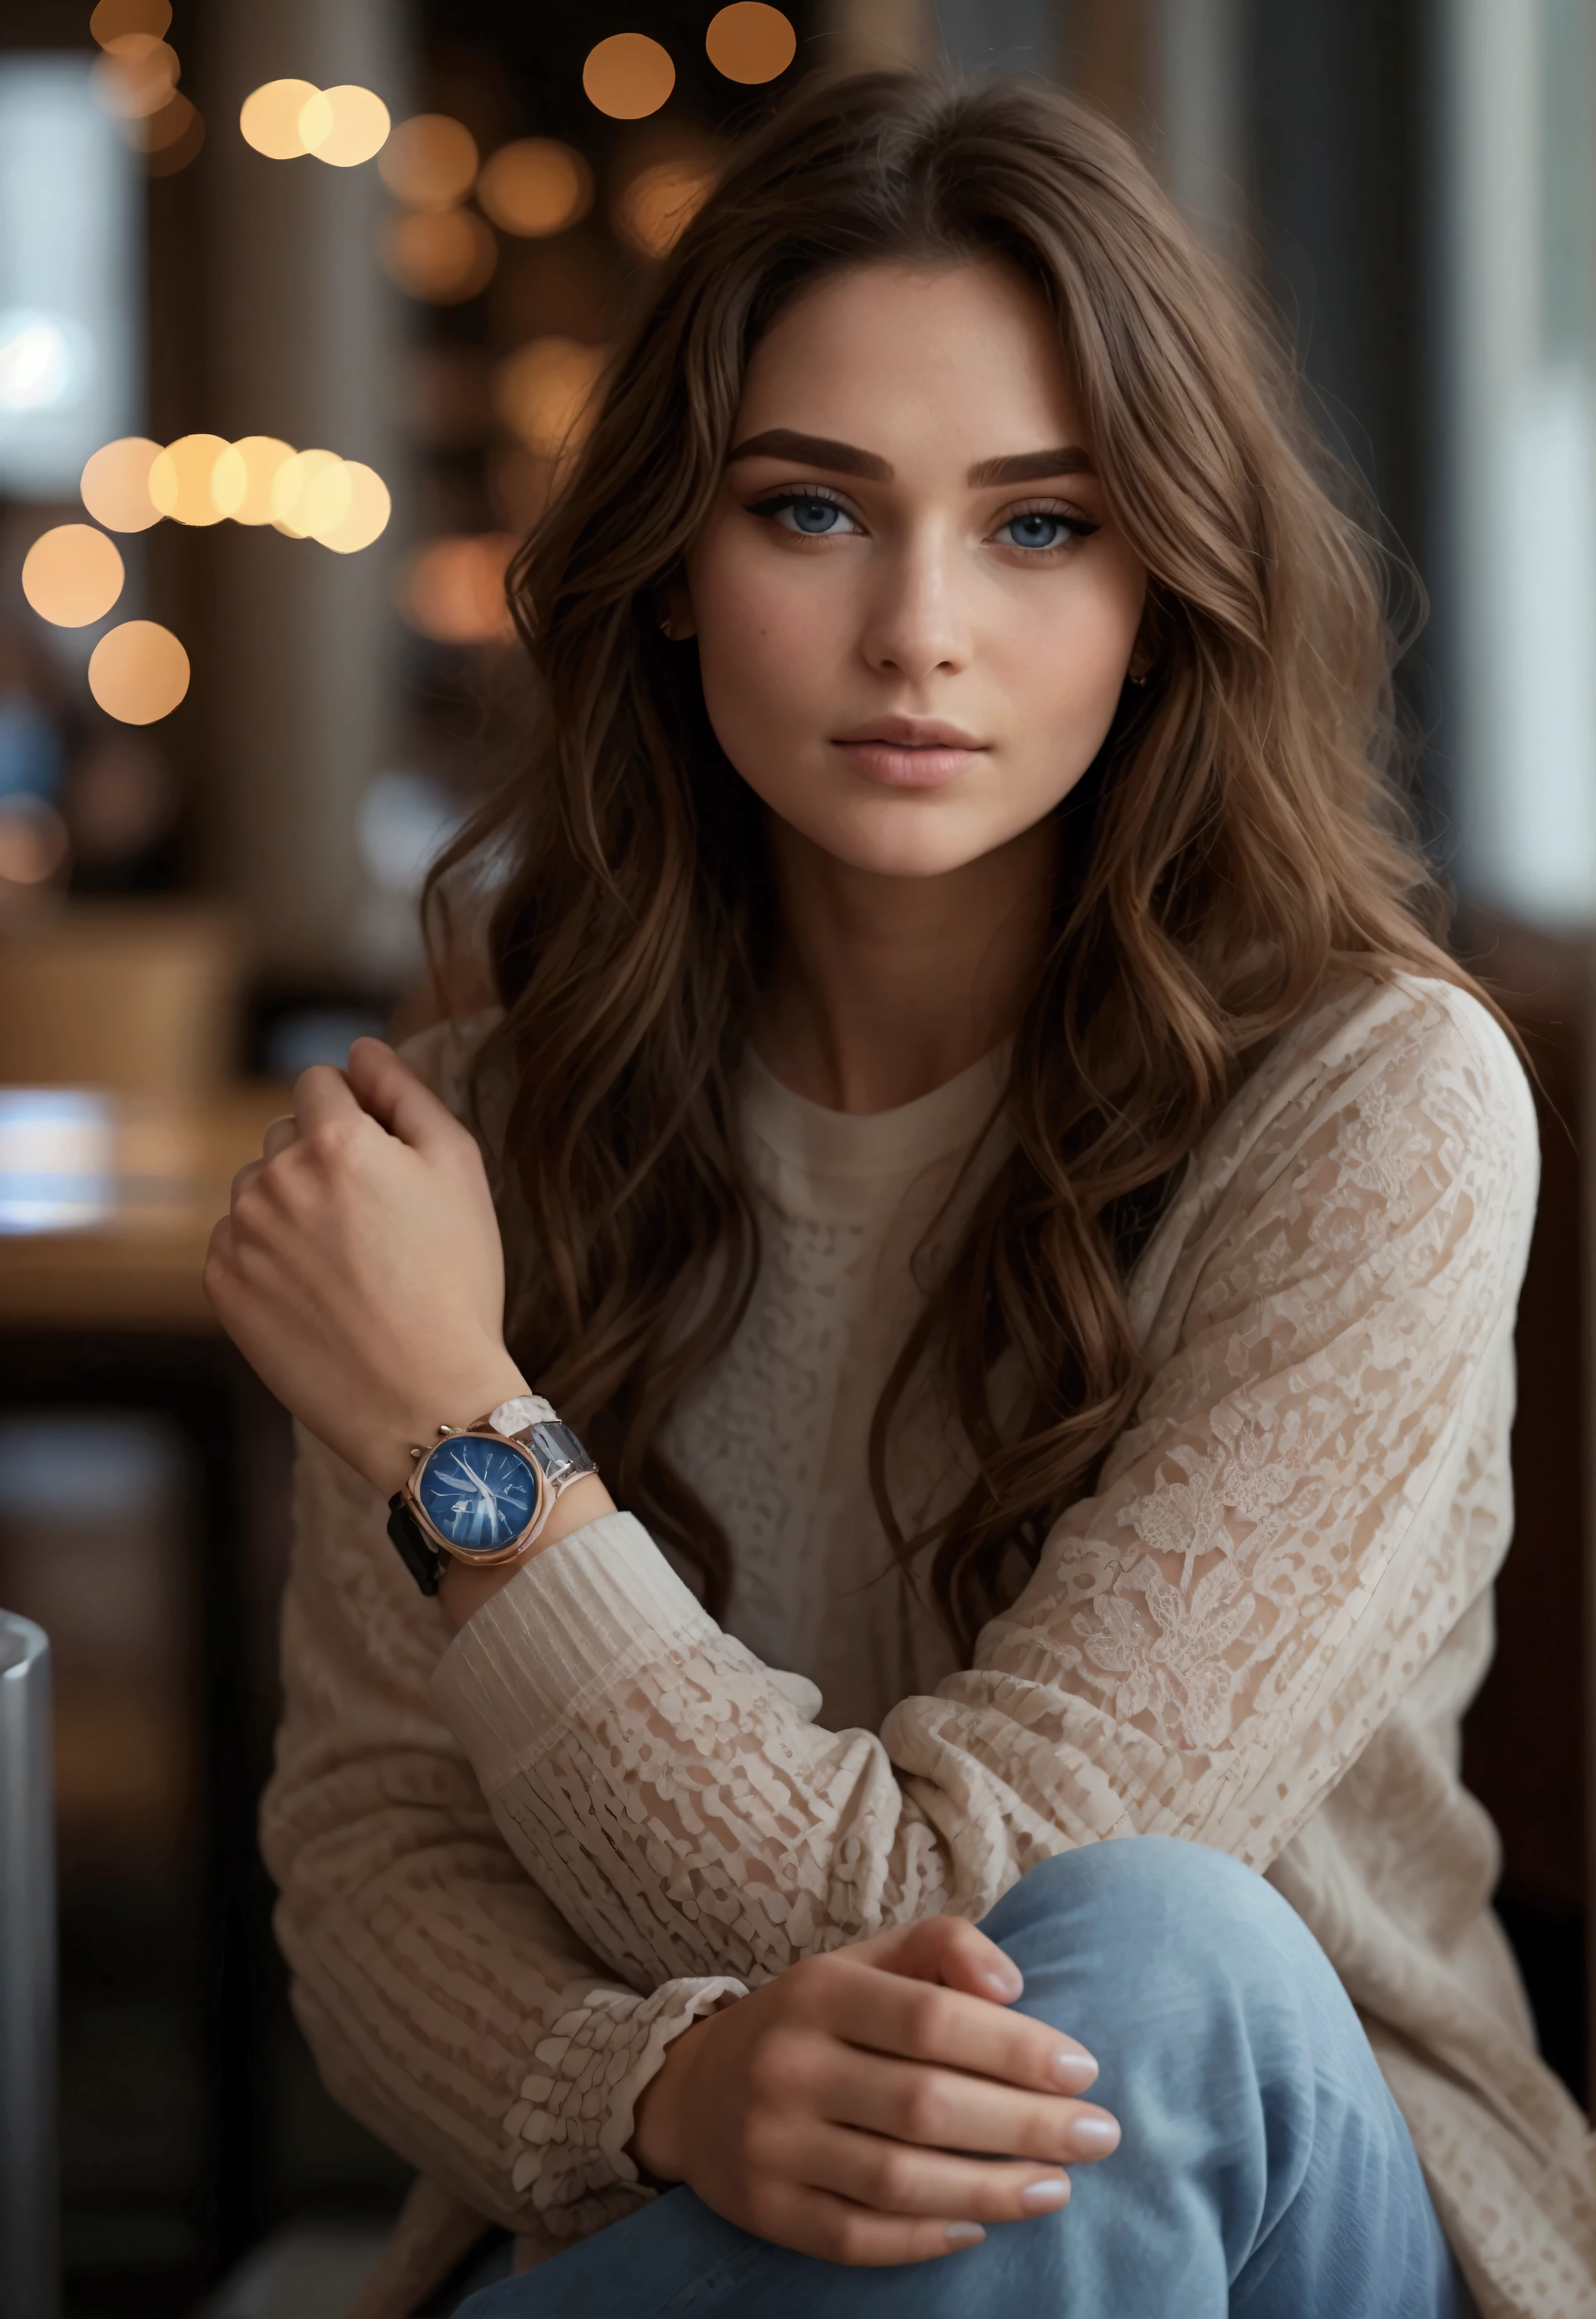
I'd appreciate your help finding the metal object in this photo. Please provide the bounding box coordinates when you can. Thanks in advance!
[0,1612,58,2319]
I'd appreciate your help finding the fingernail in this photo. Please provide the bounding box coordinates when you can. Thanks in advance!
[981,1963,1024,2000]
[1052,2048,1098,2091]
[1020,2178,1070,2211]
[1068,2116,1121,2158]
[945,2223,986,2247]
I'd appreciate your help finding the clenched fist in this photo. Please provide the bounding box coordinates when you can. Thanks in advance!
[204,1037,533,1498]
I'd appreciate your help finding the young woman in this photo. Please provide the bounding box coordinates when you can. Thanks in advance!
[208,72,1595,2319]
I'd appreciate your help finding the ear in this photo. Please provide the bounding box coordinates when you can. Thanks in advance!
[654,573,698,642]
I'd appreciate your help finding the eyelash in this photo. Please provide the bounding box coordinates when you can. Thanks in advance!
[746,486,859,535]
[745,486,1100,554]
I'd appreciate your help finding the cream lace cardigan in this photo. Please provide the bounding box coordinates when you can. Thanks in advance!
[263,973,1596,2318]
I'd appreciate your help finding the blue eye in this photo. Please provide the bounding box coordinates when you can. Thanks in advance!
[999,510,1095,551]
[751,491,857,536]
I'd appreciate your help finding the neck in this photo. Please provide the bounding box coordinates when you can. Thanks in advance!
[751,818,1056,1113]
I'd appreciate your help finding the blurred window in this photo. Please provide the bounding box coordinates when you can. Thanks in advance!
[0,57,141,497]
[1451,0,1596,920]
[0,1089,115,1234]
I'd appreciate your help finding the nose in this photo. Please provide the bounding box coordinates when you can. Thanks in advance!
[857,528,971,685]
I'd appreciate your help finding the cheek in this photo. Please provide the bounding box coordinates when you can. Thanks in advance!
[997,562,1145,749]
[688,535,844,770]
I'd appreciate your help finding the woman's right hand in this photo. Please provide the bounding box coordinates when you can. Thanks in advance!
[629,1913,1120,2266]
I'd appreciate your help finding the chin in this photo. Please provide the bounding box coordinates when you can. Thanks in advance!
[802,796,1034,882]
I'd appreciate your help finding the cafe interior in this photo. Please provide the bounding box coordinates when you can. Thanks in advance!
[0,0,1591,2311]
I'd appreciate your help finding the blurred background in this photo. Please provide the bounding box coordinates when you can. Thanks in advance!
[0,0,1590,2312]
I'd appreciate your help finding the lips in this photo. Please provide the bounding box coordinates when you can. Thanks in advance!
[831,715,988,789]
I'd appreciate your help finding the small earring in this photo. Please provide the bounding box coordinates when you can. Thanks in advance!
[658,616,674,638]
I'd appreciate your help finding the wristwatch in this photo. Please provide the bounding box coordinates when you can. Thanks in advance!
[386,1394,596,1597]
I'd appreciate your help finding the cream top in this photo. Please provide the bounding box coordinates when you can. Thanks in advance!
[263,974,1596,2318]
[656,1037,1006,1730]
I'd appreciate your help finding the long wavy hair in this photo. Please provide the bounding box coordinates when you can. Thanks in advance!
[429,70,1486,1655]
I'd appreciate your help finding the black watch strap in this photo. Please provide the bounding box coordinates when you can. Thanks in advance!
[386,1494,445,1597]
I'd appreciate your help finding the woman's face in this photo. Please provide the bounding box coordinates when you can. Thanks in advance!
[679,260,1148,881]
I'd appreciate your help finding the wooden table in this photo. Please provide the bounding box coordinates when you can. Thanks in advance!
[0,1084,289,1329]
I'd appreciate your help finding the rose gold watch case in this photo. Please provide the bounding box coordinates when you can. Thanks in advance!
[402,1419,552,1568]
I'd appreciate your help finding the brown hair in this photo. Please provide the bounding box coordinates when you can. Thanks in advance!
[430,70,1484,1653]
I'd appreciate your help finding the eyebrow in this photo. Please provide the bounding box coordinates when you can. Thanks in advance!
[726,429,892,479]
[726,429,1096,486]
[968,446,1095,485]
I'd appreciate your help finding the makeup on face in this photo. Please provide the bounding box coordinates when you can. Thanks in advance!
[683,260,1147,886]
[830,715,989,789]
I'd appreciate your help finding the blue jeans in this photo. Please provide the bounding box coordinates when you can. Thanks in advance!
[462,1837,1470,2318]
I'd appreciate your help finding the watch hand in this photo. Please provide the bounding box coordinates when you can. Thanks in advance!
[460,1454,513,1540]
[443,1451,495,1503]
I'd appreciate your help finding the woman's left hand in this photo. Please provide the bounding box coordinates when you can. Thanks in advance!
[204,1037,531,1498]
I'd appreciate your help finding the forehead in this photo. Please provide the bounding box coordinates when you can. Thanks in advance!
[735,260,1083,461]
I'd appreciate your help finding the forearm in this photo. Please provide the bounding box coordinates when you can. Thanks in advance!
[275,1836,740,2238]
[271,1425,681,2241]
[433,1511,969,1989]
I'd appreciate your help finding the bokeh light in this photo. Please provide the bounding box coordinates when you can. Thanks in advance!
[210,437,294,524]
[397,536,516,644]
[92,34,179,120]
[0,797,70,888]
[148,434,230,526]
[146,104,205,176]
[583,33,675,120]
[381,208,497,303]
[21,525,125,628]
[317,463,391,555]
[89,0,171,45]
[80,437,162,532]
[137,90,201,156]
[496,339,607,458]
[87,622,190,725]
[271,449,348,540]
[378,114,477,209]
[615,158,716,259]
[300,85,391,169]
[489,444,558,533]
[476,139,593,237]
[706,4,797,82]
[240,79,319,159]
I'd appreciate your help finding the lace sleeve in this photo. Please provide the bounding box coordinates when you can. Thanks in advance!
[432,981,1538,1991]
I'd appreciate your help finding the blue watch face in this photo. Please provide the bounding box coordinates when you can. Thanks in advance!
[416,1433,539,1555]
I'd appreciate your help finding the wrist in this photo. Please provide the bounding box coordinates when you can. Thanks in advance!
[629,2010,708,2183]
[361,1355,534,1498]
[435,1469,615,1629]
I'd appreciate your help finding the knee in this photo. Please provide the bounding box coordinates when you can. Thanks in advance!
[986,1837,1334,2004]
[999,1833,1279,1924]
[982,1840,1372,2124]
